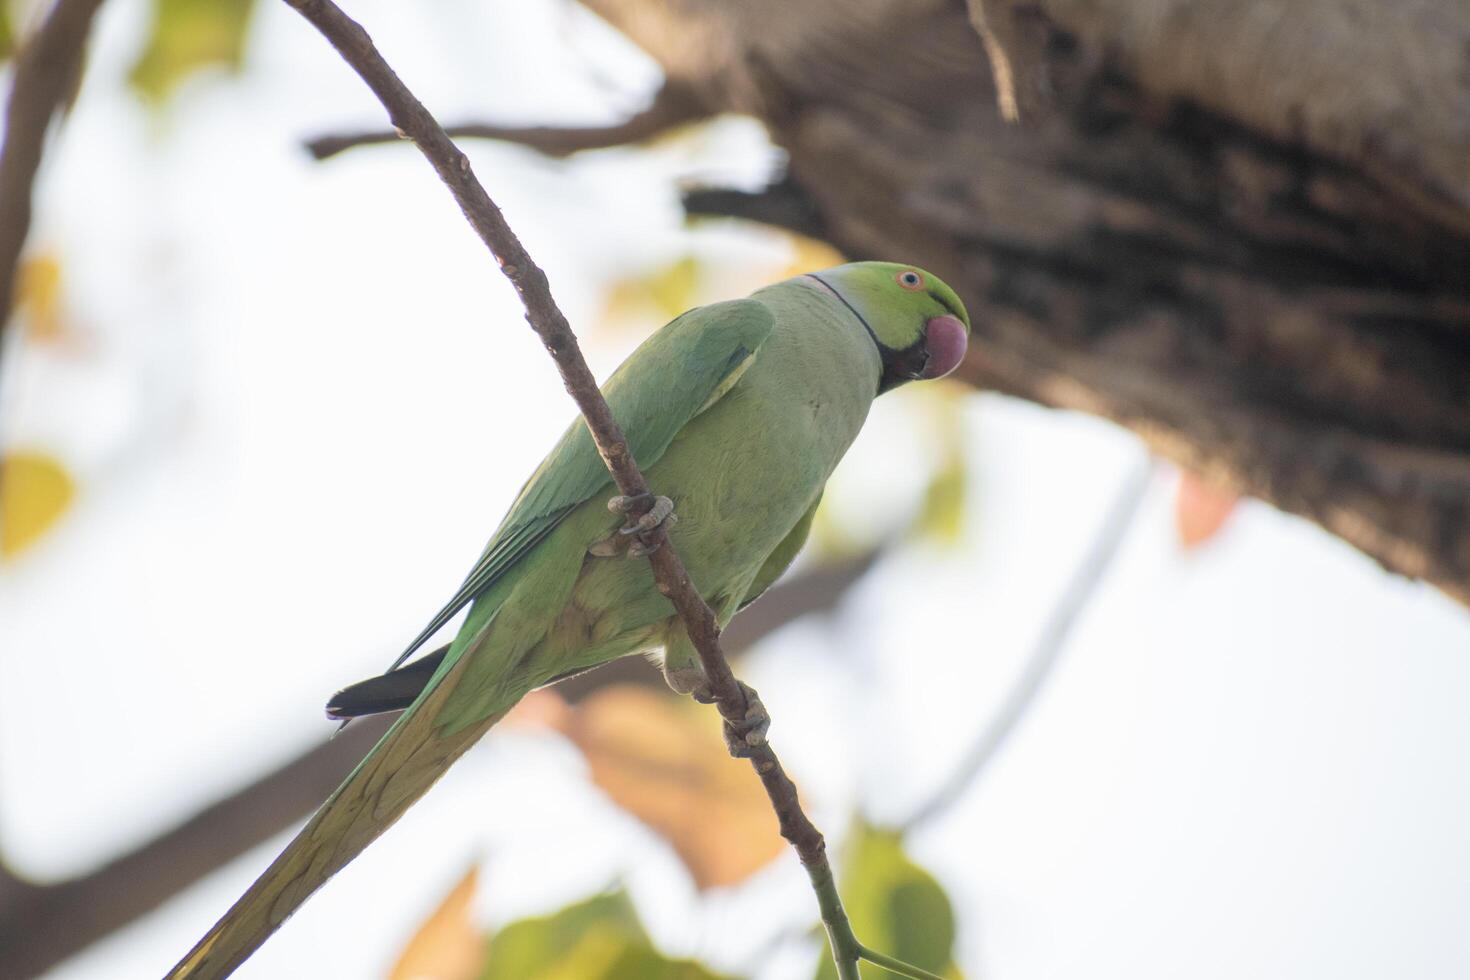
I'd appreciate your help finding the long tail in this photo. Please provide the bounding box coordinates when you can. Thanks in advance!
[167,652,514,979]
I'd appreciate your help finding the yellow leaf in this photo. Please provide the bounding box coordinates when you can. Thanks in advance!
[129,0,254,102]
[910,387,969,546]
[1,451,76,558]
[777,233,845,279]
[1175,472,1239,550]
[389,866,485,980]
[600,256,702,332]
[563,686,785,890]
[15,252,66,342]
[914,452,966,545]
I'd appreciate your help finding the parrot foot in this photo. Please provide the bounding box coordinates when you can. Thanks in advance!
[605,493,677,557]
[688,680,769,759]
[664,661,769,757]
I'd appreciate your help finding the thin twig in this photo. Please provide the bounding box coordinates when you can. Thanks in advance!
[281,2,911,975]
[0,0,105,392]
[304,81,703,160]
[858,944,947,980]
[903,457,1154,832]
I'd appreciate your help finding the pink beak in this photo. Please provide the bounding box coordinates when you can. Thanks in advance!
[921,315,969,379]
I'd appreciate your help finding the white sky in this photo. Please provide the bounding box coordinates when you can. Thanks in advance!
[3,1,1470,978]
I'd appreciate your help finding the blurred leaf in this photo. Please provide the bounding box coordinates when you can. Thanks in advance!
[560,686,785,890]
[128,0,254,102]
[500,687,573,730]
[16,251,67,341]
[390,866,486,980]
[1,451,76,558]
[0,0,13,62]
[601,255,701,331]
[1175,472,1238,550]
[807,495,872,562]
[776,232,845,279]
[482,891,643,980]
[910,388,969,546]
[813,824,961,980]
[481,890,730,980]
[913,452,966,545]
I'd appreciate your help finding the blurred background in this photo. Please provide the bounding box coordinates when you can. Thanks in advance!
[3,0,1470,978]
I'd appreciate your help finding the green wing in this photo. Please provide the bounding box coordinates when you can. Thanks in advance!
[388,298,775,670]
[738,492,821,611]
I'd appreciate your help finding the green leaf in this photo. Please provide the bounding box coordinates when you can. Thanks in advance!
[813,824,961,980]
[128,0,254,102]
[481,891,643,980]
[480,890,733,980]
[0,0,14,62]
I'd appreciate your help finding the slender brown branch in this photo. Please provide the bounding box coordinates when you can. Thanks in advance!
[279,2,902,975]
[0,0,105,391]
[304,81,703,160]
[903,457,1154,832]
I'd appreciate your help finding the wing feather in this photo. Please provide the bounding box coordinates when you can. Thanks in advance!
[386,298,774,671]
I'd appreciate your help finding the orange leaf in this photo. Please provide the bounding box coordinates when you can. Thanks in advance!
[1175,472,1239,550]
[501,687,572,731]
[389,866,485,980]
[1,451,76,559]
[564,686,785,890]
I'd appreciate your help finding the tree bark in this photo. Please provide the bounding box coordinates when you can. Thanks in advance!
[581,0,1470,601]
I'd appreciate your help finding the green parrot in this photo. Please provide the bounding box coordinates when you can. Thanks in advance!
[168,261,970,978]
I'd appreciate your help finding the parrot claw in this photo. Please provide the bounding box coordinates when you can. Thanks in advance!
[606,492,650,514]
[613,495,675,535]
[664,665,769,758]
[722,681,770,758]
[605,493,676,557]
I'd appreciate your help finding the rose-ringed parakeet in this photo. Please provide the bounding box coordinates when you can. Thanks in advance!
[168,261,970,978]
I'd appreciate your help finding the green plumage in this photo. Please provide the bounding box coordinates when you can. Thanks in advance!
[169,262,970,979]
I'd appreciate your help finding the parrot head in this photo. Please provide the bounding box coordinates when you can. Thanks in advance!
[804,262,971,393]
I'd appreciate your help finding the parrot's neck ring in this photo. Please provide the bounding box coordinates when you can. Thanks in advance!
[803,273,882,352]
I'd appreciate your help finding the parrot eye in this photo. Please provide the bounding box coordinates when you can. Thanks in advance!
[896,270,925,291]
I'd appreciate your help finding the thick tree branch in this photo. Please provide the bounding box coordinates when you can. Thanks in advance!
[280,3,933,975]
[0,717,391,980]
[304,81,704,160]
[583,0,1470,605]
[0,557,874,977]
[0,0,105,391]
[682,179,830,241]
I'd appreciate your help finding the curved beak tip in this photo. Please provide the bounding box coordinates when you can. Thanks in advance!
[921,315,969,379]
